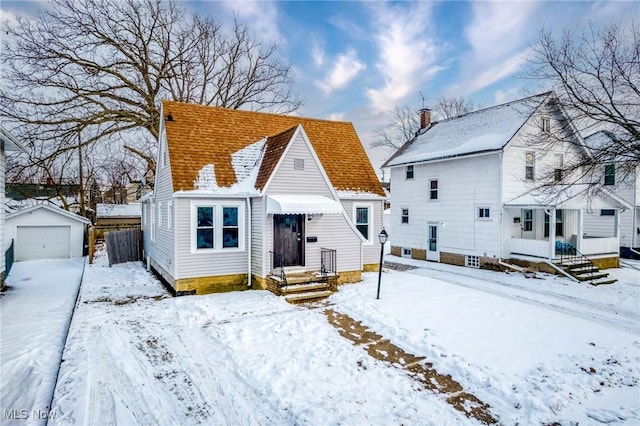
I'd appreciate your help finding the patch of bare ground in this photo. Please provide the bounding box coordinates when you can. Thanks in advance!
[324,308,499,425]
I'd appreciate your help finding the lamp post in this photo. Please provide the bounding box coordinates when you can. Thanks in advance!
[376,228,388,299]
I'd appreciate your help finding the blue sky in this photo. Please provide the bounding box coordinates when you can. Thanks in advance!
[2,1,638,171]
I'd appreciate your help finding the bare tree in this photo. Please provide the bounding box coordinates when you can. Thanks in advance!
[525,20,640,186]
[372,96,477,151]
[1,0,301,179]
[434,96,478,120]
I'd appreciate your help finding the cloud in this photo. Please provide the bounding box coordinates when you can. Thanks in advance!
[218,0,283,45]
[447,0,539,96]
[315,48,366,95]
[311,43,325,67]
[365,2,442,112]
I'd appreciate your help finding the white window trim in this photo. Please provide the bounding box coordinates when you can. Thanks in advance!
[525,151,535,181]
[353,203,374,245]
[401,207,409,225]
[167,200,173,230]
[428,178,439,201]
[476,206,491,221]
[190,201,245,253]
[541,116,550,133]
[406,165,414,180]
[158,201,163,229]
[150,201,156,241]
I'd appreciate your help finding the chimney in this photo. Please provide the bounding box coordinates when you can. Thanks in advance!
[419,108,431,129]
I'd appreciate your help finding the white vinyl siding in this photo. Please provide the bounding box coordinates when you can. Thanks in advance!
[389,153,501,258]
[342,198,384,266]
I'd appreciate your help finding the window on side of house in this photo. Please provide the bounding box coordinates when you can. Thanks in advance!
[167,200,173,230]
[429,179,438,200]
[150,201,156,241]
[555,209,564,237]
[525,152,535,180]
[604,164,615,186]
[158,202,163,229]
[196,206,215,249]
[554,154,563,183]
[541,117,550,133]
[222,207,239,248]
[355,206,370,242]
[477,207,490,220]
[600,209,616,216]
[523,209,533,231]
[406,165,414,179]
[401,208,409,224]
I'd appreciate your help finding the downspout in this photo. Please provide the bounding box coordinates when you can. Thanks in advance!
[247,196,252,288]
[498,152,504,261]
[633,172,638,248]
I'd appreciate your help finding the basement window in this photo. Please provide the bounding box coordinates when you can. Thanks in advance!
[465,255,480,268]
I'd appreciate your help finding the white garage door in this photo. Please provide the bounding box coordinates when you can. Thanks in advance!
[16,226,71,261]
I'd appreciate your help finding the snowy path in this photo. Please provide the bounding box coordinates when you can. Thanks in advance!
[1,258,85,426]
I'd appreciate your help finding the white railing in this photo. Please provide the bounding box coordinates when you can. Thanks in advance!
[580,237,619,255]
[509,238,550,258]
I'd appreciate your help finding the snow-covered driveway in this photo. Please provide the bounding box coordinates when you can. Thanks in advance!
[1,258,85,425]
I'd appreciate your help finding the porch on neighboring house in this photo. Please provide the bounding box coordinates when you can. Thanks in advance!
[503,185,625,285]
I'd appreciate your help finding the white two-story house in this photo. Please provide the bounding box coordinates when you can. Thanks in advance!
[383,92,625,277]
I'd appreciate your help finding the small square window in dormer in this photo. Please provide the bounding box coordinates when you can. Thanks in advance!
[294,158,305,170]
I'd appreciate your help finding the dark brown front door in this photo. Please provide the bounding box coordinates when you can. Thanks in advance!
[273,214,304,266]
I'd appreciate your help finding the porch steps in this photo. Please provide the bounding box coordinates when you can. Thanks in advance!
[268,272,337,304]
[554,259,617,286]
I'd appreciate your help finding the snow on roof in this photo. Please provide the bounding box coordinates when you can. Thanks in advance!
[335,190,385,200]
[191,139,265,196]
[385,93,550,167]
[96,203,141,218]
[505,184,629,209]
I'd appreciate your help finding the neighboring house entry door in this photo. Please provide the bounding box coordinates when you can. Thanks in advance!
[273,214,304,266]
[427,224,439,262]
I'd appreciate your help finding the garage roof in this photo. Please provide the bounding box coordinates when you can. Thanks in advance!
[7,204,91,224]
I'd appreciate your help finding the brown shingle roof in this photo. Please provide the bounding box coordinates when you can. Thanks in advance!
[162,101,385,197]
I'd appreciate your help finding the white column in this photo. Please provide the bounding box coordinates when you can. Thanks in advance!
[549,208,556,261]
[577,209,583,253]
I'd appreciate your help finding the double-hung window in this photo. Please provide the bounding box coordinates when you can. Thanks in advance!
[354,205,371,242]
[429,179,438,200]
[525,152,535,180]
[196,206,215,249]
[222,207,239,248]
[406,165,414,179]
[401,208,409,224]
[541,117,550,133]
[523,209,533,231]
[604,164,615,186]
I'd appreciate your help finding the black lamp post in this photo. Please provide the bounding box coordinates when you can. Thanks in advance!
[376,228,388,299]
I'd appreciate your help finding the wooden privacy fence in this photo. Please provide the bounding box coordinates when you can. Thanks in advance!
[105,229,143,266]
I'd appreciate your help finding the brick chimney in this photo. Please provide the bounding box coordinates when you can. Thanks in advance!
[419,108,431,129]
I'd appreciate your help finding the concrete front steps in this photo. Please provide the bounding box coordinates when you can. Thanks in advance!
[555,259,617,286]
[267,271,338,304]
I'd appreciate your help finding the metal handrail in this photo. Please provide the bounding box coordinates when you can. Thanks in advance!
[269,251,287,288]
[320,248,337,283]
[555,245,595,284]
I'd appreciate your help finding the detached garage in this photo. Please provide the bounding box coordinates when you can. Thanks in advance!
[6,205,90,261]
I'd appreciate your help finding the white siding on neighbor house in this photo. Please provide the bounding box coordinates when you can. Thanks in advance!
[340,198,384,265]
[389,153,502,258]
[6,208,86,259]
[263,130,363,273]
[143,133,176,279]
[174,197,250,279]
[501,110,584,204]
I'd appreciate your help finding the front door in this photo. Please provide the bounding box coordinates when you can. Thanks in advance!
[273,214,304,267]
[427,224,439,261]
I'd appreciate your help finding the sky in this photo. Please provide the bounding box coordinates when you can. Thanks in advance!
[1,0,638,173]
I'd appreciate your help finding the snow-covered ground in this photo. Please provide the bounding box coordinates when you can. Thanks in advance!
[2,251,638,425]
[1,258,85,425]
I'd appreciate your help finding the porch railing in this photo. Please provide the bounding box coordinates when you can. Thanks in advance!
[510,238,550,258]
[555,245,595,284]
[269,251,287,288]
[580,237,619,255]
[320,248,337,282]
